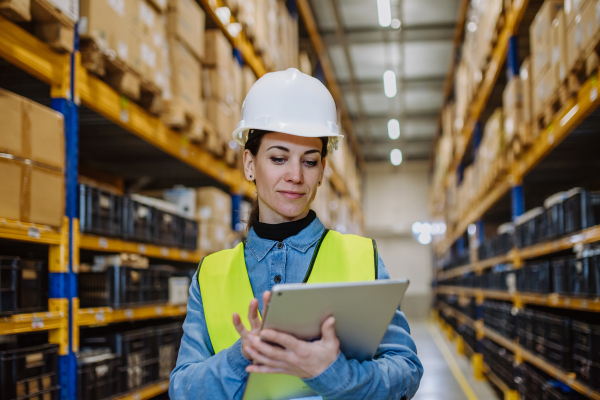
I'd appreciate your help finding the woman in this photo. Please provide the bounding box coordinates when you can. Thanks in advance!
[170,68,423,399]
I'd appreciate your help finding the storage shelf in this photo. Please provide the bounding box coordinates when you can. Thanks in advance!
[79,234,204,263]
[437,225,600,279]
[436,306,600,400]
[0,218,65,245]
[437,286,600,312]
[113,380,169,400]
[0,311,66,336]
[77,304,187,327]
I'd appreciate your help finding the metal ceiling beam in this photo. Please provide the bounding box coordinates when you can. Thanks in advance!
[327,0,373,150]
[321,23,456,46]
[296,0,366,169]
[338,76,445,92]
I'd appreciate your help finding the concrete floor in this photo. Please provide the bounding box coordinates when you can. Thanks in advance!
[409,320,498,400]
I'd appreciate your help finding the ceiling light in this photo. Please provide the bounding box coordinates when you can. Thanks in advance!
[467,21,477,32]
[412,222,422,234]
[468,223,477,235]
[388,119,400,139]
[418,233,432,245]
[383,70,397,98]
[391,19,401,29]
[215,7,231,25]
[377,0,392,27]
[227,22,242,37]
[390,148,402,166]
[421,223,432,235]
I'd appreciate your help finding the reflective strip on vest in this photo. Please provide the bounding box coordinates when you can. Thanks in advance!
[198,230,377,355]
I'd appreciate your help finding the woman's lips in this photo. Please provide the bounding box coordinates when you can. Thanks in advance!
[279,191,305,200]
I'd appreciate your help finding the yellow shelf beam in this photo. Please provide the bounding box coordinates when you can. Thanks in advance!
[79,234,204,263]
[0,311,65,335]
[113,380,169,400]
[437,251,514,280]
[0,218,64,245]
[77,304,187,327]
[437,286,600,312]
[77,66,253,198]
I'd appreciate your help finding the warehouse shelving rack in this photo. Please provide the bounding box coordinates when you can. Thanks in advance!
[432,0,600,399]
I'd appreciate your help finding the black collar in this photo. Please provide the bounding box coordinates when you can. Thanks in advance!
[252,210,317,242]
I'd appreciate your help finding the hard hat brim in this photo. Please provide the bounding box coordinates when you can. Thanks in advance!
[232,125,343,151]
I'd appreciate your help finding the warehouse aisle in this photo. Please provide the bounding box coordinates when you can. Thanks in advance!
[410,321,497,400]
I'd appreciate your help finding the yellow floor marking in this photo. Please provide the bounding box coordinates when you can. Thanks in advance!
[427,322,480,400]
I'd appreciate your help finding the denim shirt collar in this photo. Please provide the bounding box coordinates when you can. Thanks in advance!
[246,216,326,262]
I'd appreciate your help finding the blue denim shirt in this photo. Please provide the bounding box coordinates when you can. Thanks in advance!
[170,216,423,399]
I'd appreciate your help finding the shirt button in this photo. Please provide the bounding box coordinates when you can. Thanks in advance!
[274,275,282,283]
[276,242,284,249]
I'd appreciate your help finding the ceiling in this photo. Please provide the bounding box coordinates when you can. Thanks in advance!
[308,0,460,162]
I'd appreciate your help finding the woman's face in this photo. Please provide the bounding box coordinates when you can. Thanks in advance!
[243,132,326,224]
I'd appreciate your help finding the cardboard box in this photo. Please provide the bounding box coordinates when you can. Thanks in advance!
[232,59,244,105]
[34,22,75,53]
[520,57,533,125]
[35,0,79,22]
[581,0,598,50]
[0,88,65,170]
[147,0,167,12]
[503,78,523,142]
[167,0,205,60]
[551,10,568,86]
[205,30,232,74]
[530,0,563,79]
[197,187,232,225]
[163,187,196,219]
[203,68,235,104]
[564,0,588,27]
[0,0,31,22]
[168,277,190,305]
[242,65,256,99]
[198,221,230,253]
[566,14,586,73]
[533,67,555,117]
[0,157,64,227]
[165,38,202,116]
[206,99,234,142]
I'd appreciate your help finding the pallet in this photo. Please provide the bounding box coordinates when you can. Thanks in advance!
[568,31,600,94]
[80,38,163,115]
[534,81,571,133]
[0,0,76,52]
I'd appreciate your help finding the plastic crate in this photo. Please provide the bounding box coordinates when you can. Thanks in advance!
[517,261,551,293]
[563,189,600,235]
[567,257,591,295]
[0,343,60,400]
[77,350,119,400]
[592,253,600,296]
[18,260,47,313]
[482,339,516,389]
[181,218,198,250]
[79,266,155,309]
[572,354,600,390]
[0,257,19,316]
[551,258,572,295]
[155,323,183,380]
[79,184,123,237]
[572,321,600,363]
[542,313,570,347]
[544,192,566,241]
[149,266,173,303]
[154,210,181,247]
[122,198,154,243]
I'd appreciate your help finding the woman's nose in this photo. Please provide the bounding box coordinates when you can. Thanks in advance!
[285,161,303,183]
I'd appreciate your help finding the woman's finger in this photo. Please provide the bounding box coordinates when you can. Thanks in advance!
[233,313,247,336]
[260,329,300,351]
[261,291,271,317]
[250,336,291,362]
[248,299,261,330]
[246,345,287,368]
[320,316,337,342]
[246,364,287,374]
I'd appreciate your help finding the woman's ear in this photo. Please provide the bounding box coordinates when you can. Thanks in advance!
[243,149,255,181]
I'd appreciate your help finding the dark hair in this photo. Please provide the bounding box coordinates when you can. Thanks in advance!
[245,130,329,232]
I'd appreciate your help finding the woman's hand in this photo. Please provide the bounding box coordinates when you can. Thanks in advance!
[244,316,340,379]
[233,291,271,361]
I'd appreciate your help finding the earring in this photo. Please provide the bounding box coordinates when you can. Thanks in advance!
[249,175,253,179]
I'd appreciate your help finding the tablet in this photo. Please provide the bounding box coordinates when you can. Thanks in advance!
[242,279,410,400]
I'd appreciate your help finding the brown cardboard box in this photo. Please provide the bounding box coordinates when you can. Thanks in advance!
[581,0,598,50]
[203,68,235,104]
[205,30,233,74]
[520,58,533,125]
[564,0,589,27]
[503,78,523,142]
[206,99,234,142]
[551,10,568,86]
[566,14,586,73]
[80,0,130,66]
[198,221,231,253]
[0,157,64,227]
[232,60,244,105]
[0,0,31,22]
[533,67,554,117]
[197,187,232,225]
[127,0,162,83]
[242,65,256,98]
[530,0,563,79]
[34,22,75,53]
[166,38,202,116]
[0,88,65,170]
[167,0,205,60]
[147,0,167,12]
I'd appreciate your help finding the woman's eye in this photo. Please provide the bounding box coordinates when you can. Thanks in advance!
[270,157,286,164]
[304,160,318,167]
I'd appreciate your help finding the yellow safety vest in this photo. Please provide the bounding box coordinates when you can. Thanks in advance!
[198,229,378,354]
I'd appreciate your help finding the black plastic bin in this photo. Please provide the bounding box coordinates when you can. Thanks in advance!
[0,257,19,316]
[79,184,123,237]
[544,194,565,241]
[563,189,600,235]
[0,343,60,400]
[572,321,600,363]
[155,323,183,380]
[18,260,47,313]
[567,257,591,296]
[551,257,573,295]
[122,198,154,243]
[77,350,119,400]
[154,210,181,247]
[517,261,551,293]
[79,266,155,308]
[181,218,198,250]
[149,266,173,303]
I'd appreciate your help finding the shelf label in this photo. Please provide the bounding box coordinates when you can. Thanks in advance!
[28,228,41,239]
[31,317,44,329]
[155,307,164,315]
[125,309,134,319]
[178,306,186,313]
[161,382,168,390]
[133,393,141,400]
[120,109,130,123]
[161,247,169,256]
[180,147,189,158]
[98,238,108,249]
[591,87,598,102]
[138,245,146,254]
[180,251,188,259]
[95,313,105,322]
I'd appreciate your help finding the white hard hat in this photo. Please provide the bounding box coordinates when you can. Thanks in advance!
[232,68,343,152]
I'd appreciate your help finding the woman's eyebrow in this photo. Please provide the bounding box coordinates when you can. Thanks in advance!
[304,150,322,155]
[267,146,289,152]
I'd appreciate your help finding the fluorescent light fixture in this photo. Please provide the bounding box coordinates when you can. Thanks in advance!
[467,21,477,32]
[390,148,402,166]
[377,0,392,27]
[391,19,401,29]
[468,223,477,235]
[229,140,238,150]
[388,119,400,139]
[412,222,422,234]
[383,70,397,98]
[227,22,242,37]
[418,233,432,245]
[421,223,432,235]
[215,7,231,25]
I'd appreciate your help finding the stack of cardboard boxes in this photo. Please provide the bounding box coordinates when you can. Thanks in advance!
[197,187,233,253]
[0,88,65,228]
